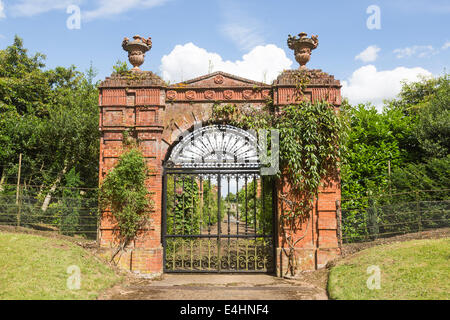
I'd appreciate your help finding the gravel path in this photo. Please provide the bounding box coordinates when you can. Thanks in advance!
[98,274,328,300]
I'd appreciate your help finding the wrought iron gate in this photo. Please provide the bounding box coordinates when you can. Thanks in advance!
[162,125,275,273]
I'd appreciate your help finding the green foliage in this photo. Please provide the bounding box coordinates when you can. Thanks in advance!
[202,180,224,227]
[340,74,450,242]
[59,168,82,236]
[413,75,450,159]
[391,155,450,193]
[0,36,100,195]
[166,176,201,235]
[112,60,129,75]
[387,74,449,161]
[340,103,409,199]
[100,148,152,240]
[236,178,273,234]
[236,179,257,228]
[275,103,344,210]
[213,101,344,217]
[166,175,228,235]
[341,74,449,200]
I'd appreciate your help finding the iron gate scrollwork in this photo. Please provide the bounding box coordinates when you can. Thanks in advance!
[162,125,275,273]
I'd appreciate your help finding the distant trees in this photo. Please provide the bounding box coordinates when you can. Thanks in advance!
[341,74,450,199]
[340,74,450,241]
[0,36,99,205]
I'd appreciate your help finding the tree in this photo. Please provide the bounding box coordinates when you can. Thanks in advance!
[340,103,410,198]
[340,74,450,241]
[414,75,450,159]
[0,36,99,208]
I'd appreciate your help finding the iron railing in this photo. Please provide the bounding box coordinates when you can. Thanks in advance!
[0,186,99,240]
[339,190,450,243]
[163,168,275,273]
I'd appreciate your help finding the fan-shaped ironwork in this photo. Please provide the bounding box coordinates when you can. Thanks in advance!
[168,125,260,168]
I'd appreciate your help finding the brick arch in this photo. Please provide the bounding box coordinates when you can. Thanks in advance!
[159,102,266,164]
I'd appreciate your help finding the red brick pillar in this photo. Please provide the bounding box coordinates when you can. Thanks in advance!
[272,69,342,275]
[98,72,166,276]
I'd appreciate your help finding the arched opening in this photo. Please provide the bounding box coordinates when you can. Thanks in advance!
[162,124,275,273]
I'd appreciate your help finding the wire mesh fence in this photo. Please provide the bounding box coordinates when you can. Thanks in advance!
[340,190,450,243]
[0,184,99,240]
[1,177,449,245]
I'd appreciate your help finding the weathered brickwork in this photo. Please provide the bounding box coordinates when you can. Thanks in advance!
[98,69,342,276]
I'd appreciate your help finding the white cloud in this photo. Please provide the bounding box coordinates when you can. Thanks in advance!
[221,23,265,52]
[442,41,450,50]
[160,42,293,84]
[355,45,381,63]
[83,0,168,21]
[7,0,167,20]
[218,1,266,51]
[393,45,438,58]
[342,65,432,109]
[9,0,81,17]
[0,0,6,19]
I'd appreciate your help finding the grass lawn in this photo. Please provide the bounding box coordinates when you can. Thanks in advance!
[328,238,450,300]
[0,232,121,300]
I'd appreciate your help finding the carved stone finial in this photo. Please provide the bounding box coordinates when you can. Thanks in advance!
[287,32,319,70]
[122,35,153,71]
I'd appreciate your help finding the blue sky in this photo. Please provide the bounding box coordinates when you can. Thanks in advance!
[0,0,449,108]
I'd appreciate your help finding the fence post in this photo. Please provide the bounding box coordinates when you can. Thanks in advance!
[416,191,422,232]
[336,200,343,250]
[16,154,22,227]
[367,198,379,240]
[17,186,22,227]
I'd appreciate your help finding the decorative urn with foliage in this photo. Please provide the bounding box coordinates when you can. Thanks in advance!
[287,32,319,69]
[122,35,152,71]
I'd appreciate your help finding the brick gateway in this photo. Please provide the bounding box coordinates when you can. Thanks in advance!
[98,34,342,276]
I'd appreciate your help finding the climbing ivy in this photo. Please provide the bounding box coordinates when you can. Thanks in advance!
[212,82,346,275]
[99,139,152,262]
[213,100,345,210]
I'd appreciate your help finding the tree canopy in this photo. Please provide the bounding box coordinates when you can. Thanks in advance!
[0,36,99,201]
[340,73,450,199]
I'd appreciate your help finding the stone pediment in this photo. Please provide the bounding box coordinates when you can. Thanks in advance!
[169,71,270,89]
[166,71,271,102]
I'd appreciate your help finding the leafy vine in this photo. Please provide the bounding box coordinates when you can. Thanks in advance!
[99,130,153,263]
[211,76,345,275]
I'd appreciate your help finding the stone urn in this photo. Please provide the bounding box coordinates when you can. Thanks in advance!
[122,35,152,71]
[287,32,319,70]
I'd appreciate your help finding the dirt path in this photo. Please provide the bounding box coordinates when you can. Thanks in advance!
[97,274,328,300]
